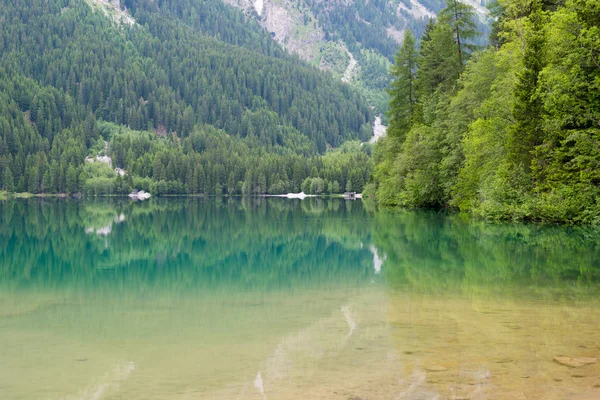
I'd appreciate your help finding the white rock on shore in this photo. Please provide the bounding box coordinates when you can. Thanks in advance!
[128,190,151,200]
[268,192,316,199]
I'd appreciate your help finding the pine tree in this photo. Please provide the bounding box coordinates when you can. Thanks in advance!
[3,167,14,192]
[416,22,459,98]
[27,166,39,193]
[509,0,546,174]
[387,30,418,141]
[66,165,78,194]
[439,0,479,69]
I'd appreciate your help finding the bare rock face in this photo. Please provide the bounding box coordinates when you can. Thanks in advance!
[369,116,387,144]
[386,26,405,45]
[263,2,294,44]
[553,356,598,368]
[224,0,324,64]
[85,0,136,26]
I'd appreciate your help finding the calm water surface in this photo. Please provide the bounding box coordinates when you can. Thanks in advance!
[0,198,599,400]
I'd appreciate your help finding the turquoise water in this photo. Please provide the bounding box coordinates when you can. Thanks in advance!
[0,198,599,399]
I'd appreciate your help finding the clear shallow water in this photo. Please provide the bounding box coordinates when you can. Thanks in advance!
[0,198,599,400]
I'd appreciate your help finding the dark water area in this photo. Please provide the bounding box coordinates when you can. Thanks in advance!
[1,198,599,399]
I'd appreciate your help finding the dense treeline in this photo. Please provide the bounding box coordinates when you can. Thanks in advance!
[308,0,490,62]
[0,0,374,195]
[122,0,284,56]
[0,70,92,194]
[313,0,400,60]
[0,68,371,195]
[371,0,600,224]
[104,123,371,196]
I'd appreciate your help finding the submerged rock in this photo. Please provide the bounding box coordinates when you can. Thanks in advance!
[425,365,448,372]
[553,356,598,368]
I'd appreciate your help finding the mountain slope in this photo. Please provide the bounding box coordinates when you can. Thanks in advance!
[0,0,374,196]
[223,0,493,114]
[1,0,373,149]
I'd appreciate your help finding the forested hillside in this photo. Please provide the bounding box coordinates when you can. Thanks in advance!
[224,0,493,115]
[0,0,374,196]
[371,0,600,224]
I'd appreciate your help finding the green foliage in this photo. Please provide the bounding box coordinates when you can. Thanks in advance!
[3,168,14,192]
[373,0,600,224]
[387,30,418,141]
[372,6,477,209]
[417,21,462,98]
[319,42,350,76]
[0,0,378,196]
[508,0,547,171]
[1,0,372,147]
[311,0,404,61]
[102,125,371,196]
[83,177,116,196]
[531,0,600,223]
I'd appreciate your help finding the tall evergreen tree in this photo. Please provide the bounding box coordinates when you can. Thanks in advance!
[439,0,480,68]
[3,167,14,192]
[509,0,546,174]
[387,30,418,141]
[416,22,459,98]
[66,165,78,194]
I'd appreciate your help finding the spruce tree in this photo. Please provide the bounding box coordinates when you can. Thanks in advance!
[66,165,78,194]
[3,167,14,192]
[387,30,418,141]
[416,22,459,98]
[509,0,546,174]
[439,0,479,69]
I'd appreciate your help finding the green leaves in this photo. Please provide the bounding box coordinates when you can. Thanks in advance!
[375,4,480,210]
[374,0,600,223]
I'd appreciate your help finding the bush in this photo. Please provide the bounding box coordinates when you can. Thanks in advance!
[133,176,153,192]
[150,180,187,195]
[310,177,325,195]
[301,177,311,194]
[83,177,114,196]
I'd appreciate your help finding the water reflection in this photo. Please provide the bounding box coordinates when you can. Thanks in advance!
[0,199,599,399]
[0,198,377,292]
[85,213,125,237]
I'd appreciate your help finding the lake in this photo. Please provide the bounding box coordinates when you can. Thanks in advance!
[1,198,599,400]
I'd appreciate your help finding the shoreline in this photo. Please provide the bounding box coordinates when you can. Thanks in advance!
[0,192,366,200]
[1,192,595,225]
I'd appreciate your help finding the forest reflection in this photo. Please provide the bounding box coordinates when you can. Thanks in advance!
[0,197,599,295]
